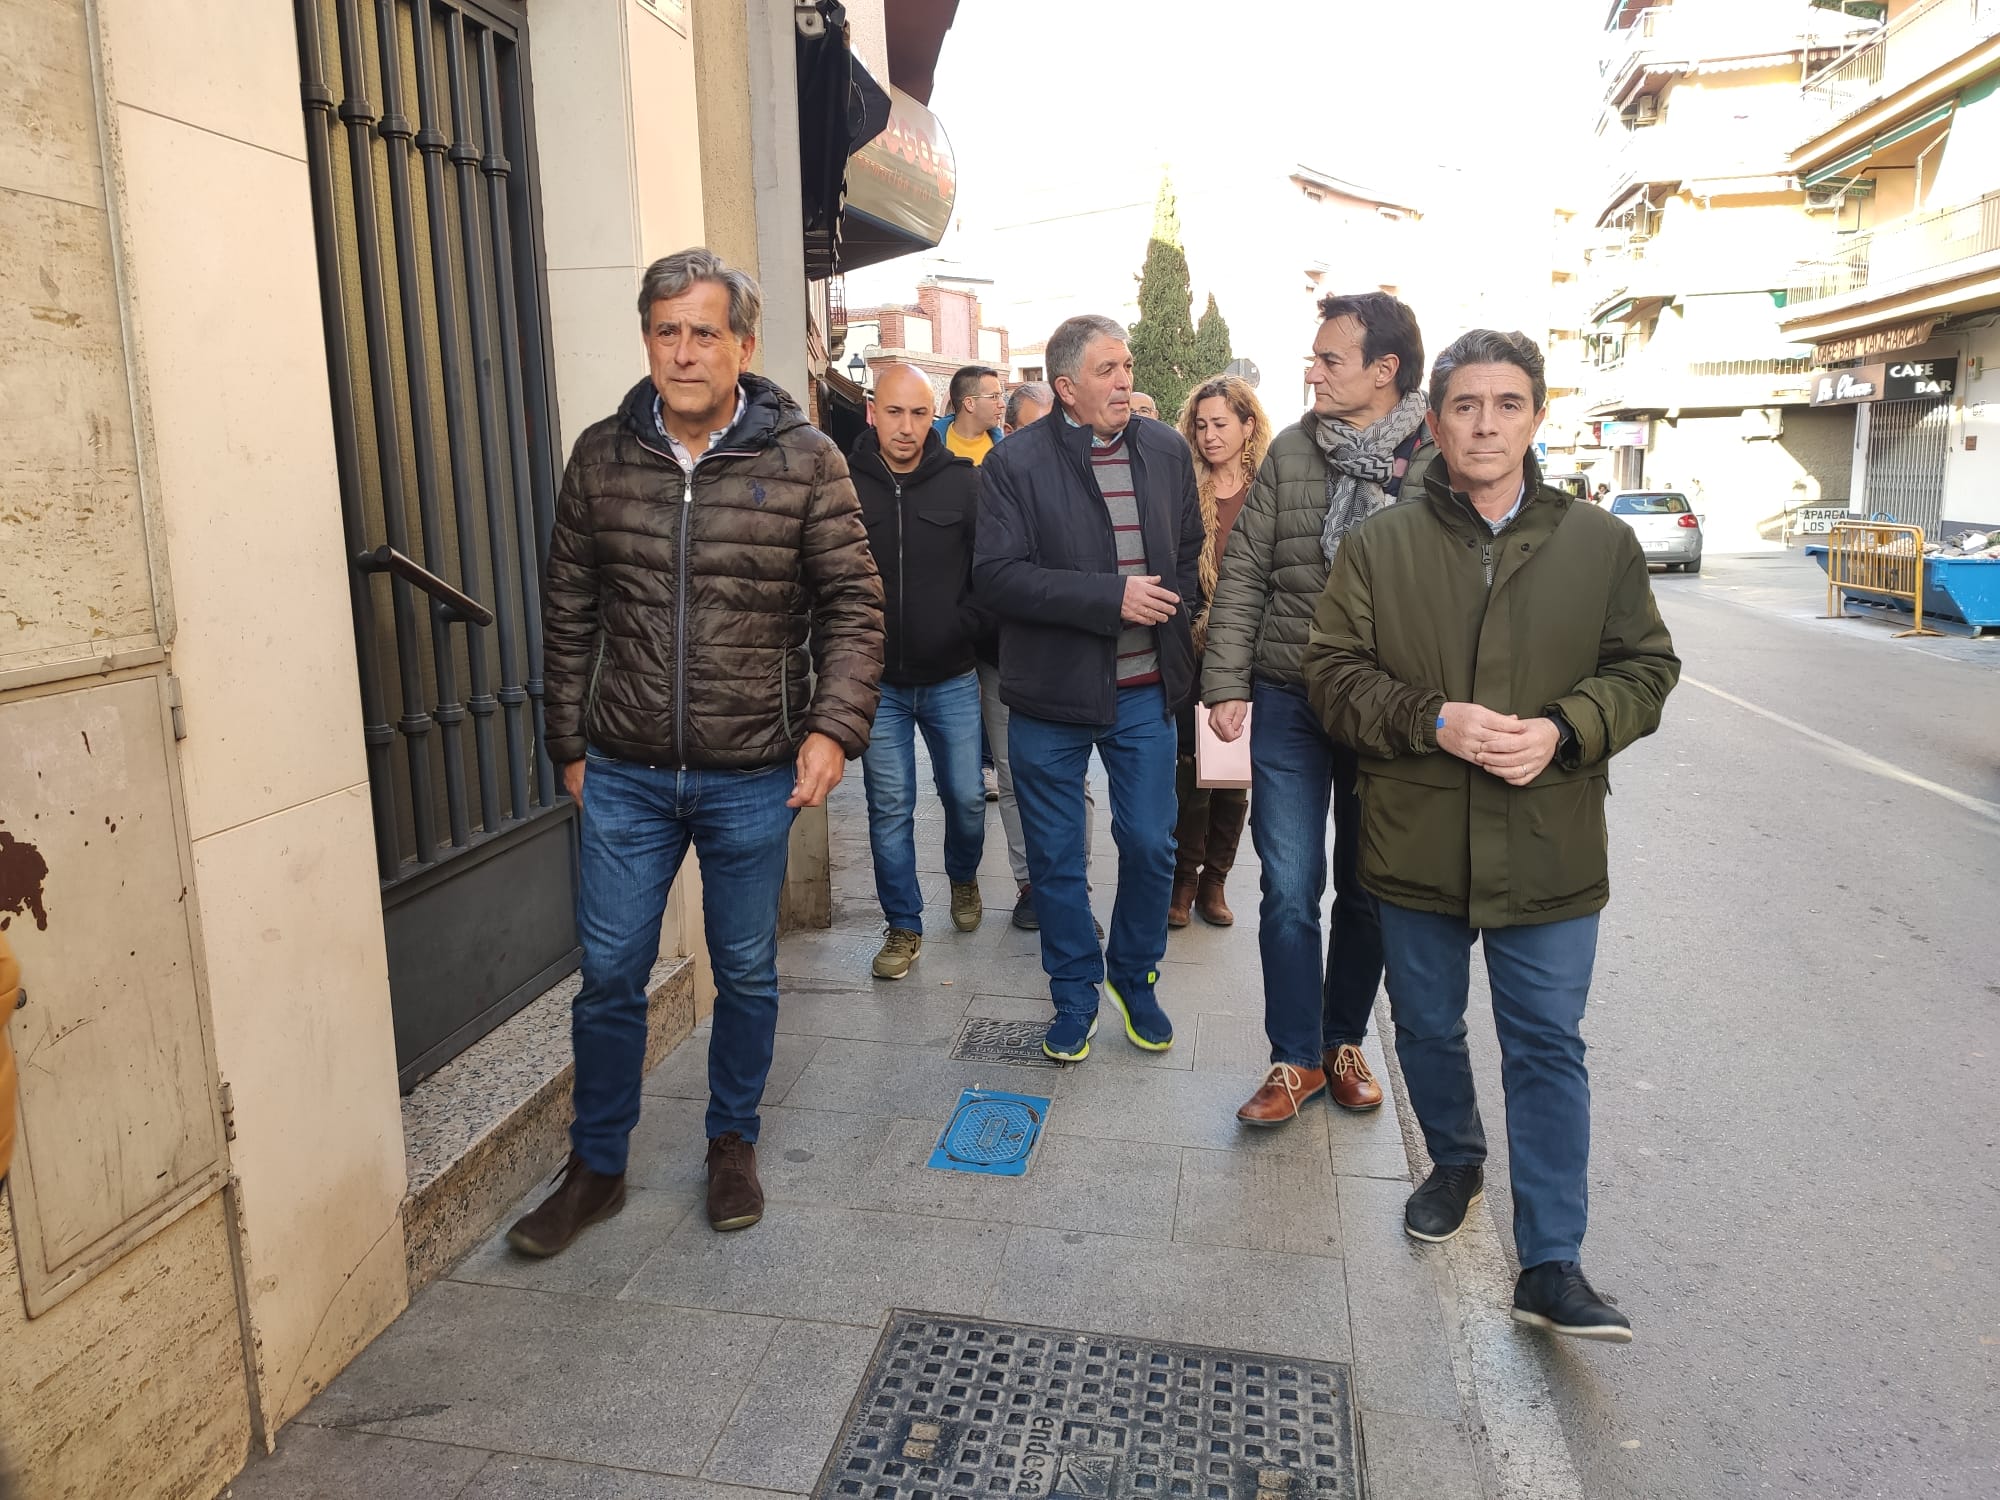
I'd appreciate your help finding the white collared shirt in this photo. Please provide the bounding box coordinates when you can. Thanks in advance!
[1485,481,1528,533]
[654,385,747,476]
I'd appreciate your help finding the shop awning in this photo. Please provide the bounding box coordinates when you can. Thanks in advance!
[1803,100,1955,186]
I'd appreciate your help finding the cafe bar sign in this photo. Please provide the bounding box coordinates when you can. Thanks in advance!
[1809,358,1957,407]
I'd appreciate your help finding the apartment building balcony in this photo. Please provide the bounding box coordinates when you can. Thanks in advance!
[1584,354,1820,415]
[1603,3,1879,109]
[1782,185,2000,340]
[1794,0,2000,170]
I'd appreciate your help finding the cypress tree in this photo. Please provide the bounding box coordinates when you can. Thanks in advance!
[1192,293,1234,393]
[1127,175,1204,424]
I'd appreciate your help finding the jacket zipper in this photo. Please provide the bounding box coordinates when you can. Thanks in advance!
[893,474,906,679]
[633,432,758,766]
[1482,540,1494,589]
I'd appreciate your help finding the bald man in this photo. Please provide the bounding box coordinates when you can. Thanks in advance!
[850,365,991,980]
[1129,392,1160,421]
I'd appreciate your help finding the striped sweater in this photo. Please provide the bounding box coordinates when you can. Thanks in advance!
[1090,430,1160,687]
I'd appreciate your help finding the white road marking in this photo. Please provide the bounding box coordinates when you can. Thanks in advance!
[1680,674,2000,826]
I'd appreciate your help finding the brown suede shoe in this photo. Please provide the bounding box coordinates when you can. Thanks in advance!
[1195,874,1233,926]
[1325,1043,1384,1111]
[506,1152,627,1258]
[706,1132,765,1231]
[1235,1063,1327,1127]
[1167,874,1197,929]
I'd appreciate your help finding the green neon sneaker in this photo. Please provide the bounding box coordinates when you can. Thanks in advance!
[1104,972,1174,1051]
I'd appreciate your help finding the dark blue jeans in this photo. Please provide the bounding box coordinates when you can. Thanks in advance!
[570,751,796,1171]
[1378,901,1600,1268]
[860,670,986,933]
[1009,684,1176,1020]
[1248,678,1384,1068]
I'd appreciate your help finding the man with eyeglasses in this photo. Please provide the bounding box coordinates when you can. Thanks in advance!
[1201,292,1434,1130]
[935,364,1006,466]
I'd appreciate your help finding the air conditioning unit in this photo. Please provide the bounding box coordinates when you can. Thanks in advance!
[1633,93,1660,124]
[1806,187,1844,212]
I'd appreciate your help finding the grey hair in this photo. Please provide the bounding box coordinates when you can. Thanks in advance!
[1046,314,1130,386]
[636,247,762,341]
[1428,329,1547,413]
[1005,381,1053,428]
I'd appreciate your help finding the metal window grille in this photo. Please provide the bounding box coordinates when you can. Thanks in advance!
[296,0,562,883]
[297,0,580,1087]
[1865,397,1950,537]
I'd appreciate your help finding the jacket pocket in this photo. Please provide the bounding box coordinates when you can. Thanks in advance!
[582,635,609,739]
[779,648,793,744]
[1509,773,1610,915]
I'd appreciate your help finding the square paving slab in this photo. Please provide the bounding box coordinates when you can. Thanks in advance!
[814,1312,1361,1499]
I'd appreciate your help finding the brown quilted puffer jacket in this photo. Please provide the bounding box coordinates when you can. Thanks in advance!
[543,373,884,769]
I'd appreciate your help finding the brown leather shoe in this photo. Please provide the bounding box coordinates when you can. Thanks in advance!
[1195,874,1233,926]
[706,1131,764,1231]
[1325,1043,1384,1111]
[1235,1063,1327,1127]
[1167,874,1197,929]
[506,1152,627,1258]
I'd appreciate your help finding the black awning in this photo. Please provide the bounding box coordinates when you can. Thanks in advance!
[798,1,893,279]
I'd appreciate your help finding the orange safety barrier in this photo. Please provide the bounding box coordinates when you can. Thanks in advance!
[1822,521,1943,638]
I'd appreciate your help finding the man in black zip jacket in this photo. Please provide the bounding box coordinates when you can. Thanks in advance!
[851,364,989,981]
[974,315,1204,1063]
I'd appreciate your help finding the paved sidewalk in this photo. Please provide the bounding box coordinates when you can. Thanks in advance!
[227,763,1490,1499]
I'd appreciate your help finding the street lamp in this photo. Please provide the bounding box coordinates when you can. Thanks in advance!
[847,352,867,390]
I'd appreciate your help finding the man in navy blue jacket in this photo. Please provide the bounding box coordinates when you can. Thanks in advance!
[973,314,1204,1062]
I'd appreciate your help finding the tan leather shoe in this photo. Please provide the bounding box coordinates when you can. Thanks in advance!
[1167,874,1197,929]
[706,1132,764,1231]
[1324,1043,1384,1111]
[506,1152,627,1258]
[1195,874,1233,926]
[1235,1063,1327,1127]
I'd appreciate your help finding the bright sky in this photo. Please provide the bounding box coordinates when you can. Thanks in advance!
[848,0,1614,374]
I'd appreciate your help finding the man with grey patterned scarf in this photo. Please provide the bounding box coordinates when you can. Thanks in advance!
[1201,291,1435,1128]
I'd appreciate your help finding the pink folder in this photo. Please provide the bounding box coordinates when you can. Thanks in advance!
[1194,704,1252,790]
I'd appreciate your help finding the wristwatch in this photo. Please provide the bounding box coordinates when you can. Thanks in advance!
[1545,709,1581,769]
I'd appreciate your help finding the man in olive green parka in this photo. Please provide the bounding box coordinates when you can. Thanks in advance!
[1305,329,1679,1344]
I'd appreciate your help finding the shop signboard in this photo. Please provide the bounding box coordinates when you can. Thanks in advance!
[1794,506,1858,534]
[1810,358,1956,406]
[1599,419,1650,448]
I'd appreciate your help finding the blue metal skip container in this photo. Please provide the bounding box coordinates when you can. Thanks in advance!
[1807,546,2000,633]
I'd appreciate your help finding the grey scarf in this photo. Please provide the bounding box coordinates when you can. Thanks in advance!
[1313,389,1430,564]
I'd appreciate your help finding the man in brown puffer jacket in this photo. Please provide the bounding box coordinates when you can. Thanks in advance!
[509,248,883,1258]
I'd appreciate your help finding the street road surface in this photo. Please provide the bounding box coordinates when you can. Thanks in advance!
[1456,551,1999,1498]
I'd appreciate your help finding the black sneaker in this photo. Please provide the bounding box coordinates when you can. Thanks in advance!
[1512,1261,1633,1343]
[1403,1164,1484,1243]
[1012,885,1039,931]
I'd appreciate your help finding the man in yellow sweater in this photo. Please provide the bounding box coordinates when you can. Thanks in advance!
[934,364,1004,465]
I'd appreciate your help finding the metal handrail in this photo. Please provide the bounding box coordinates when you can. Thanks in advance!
[1802,0,2000,131]
[355,544,496,626]
[1787,185,2000,305]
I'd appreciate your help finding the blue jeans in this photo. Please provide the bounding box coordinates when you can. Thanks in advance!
[1009,685,1177,1020]
[1249,678,1384,1067]
[1378,901,1600,1268]
[860,671,987,932]
[570,752,797,1171]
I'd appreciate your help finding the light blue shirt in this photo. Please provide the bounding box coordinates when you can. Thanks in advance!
[654,384,747,476]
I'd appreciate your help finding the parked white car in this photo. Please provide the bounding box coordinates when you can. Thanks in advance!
[1608,491,1703,573]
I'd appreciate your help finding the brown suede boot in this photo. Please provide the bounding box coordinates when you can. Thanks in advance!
[706,1132,765,1231]
[506,1152,627,1258]
[1196,873,1233,926]
[1168,873,1197,929]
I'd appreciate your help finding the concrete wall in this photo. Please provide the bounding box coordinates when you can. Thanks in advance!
[90,0,412,1437]
[1,0,410,1483]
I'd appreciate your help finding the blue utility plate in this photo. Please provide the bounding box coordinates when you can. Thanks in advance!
[926,1088,1050,1177]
